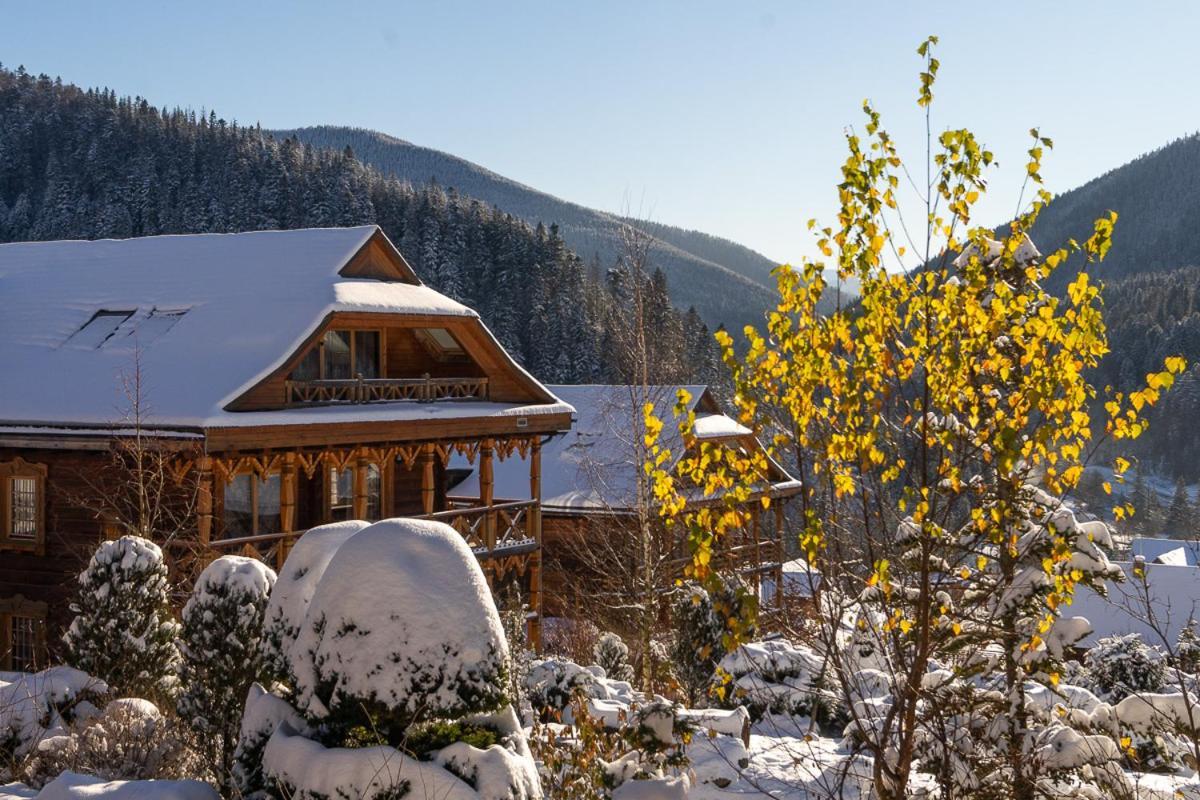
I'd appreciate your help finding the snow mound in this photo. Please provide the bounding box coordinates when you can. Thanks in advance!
[35,772,217,800]
[263,724,478,800]
[293,518,509,726]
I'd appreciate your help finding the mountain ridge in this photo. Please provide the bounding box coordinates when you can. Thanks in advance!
[269,125,791,332]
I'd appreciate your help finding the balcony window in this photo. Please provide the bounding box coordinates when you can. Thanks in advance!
[291,329,382,382]
[223,472,282,538]
[324,330,352,379]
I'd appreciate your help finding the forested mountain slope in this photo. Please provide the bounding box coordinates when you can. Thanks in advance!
[270,125,789,330]
[0,66,722,388]
[1028,132,1200,293]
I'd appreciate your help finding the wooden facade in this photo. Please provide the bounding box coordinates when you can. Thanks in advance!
[0,227,573,668]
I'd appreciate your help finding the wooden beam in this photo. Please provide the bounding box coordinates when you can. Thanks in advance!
[528,439,543,652]
[421,443,436,516]
[196,456,213,547]
[353,456,369,519]
[280,453,297,534]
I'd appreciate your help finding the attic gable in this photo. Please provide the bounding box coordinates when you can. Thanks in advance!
[338,228,420,283]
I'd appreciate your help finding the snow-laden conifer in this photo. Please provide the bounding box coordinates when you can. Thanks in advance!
[63,536,181,704]
[593,632,635,684]
[177,555,276,789]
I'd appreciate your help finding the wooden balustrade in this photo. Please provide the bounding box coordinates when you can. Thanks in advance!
[207,498,540,571]
[284,375,489,405]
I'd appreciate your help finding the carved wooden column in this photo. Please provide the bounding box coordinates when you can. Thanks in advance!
[278,453,297,569]
[196,456,214,547]
[480,441,495,557]
[774,499,786,608]
[353,455,369,520]
[528,439,543,651]
[751,503,762,595]
[421,443,436,516]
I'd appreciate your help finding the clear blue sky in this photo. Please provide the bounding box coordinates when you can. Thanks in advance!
[2,1,1197,266]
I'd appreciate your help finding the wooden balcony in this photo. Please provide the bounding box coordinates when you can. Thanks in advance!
[284,375,489,405]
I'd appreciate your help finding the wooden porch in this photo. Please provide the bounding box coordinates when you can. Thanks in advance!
[191,435,546,647]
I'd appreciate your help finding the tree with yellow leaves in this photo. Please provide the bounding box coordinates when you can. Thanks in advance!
[648,37,1186,800]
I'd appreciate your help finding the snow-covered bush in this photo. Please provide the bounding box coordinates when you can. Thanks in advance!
[498,583,534,718]
[231,683,311,799]
[1084,634,1168,701]
[716,639,832,724]
[63,536,181,704]
[177,555,276,788]
[243,519,539,800]
[670,585,725,707]
[1177,622,1200,675]
[293,519,510,739]
[1,668,108,773]
[18,698,200,789]
[260,520,369,684]
[594,633,635,684]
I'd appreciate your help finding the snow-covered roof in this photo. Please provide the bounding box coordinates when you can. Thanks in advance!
[1131,537,1200,567]
[450,384,798,511]
[0,227,565,431]
[761,558,823,602]
[1070,561,1200,647]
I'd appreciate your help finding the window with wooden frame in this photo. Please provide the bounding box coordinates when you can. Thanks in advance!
[222,471,282,538]
[0,458,46,552]
[326,463,382,522]
[291,329,382,381]
[0,596,47,672]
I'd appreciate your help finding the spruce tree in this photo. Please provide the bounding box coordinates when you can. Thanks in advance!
[1164,479,1194,537]
[592,632,635,683]
[63,536,181,704]
[178,555,277,791]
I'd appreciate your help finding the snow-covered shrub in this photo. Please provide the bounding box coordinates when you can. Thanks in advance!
[231,683,311,800]
[1,667,108,773]
[177,555,276,788]
[1177,622,1200,675]
[594,633,635,684]
[716,639,831,724]
[18,698,200,789]
[63,536,181,704]
[248,519,538,800]
[293,519,510,740]
[1084,634,1168,701]
[260,520,368,684]
[670,585,723,707]
[498,583,534,718]
[542,618,600,669]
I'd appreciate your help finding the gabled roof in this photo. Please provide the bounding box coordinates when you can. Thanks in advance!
[0,227,569,432]
[1071,561,1200,647]
[452,384,800,511]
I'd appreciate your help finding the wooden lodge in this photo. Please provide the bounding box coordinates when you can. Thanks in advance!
[450,384,803,620]
[0,226,573,668]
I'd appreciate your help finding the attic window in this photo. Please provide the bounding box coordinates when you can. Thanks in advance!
[128,307,188,343]
[416,328,466,361]
[65,310,135,348]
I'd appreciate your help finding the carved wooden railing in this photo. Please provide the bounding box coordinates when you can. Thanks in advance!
[422,499,539,558]
[207,498,539,571]
[285,375,489,405]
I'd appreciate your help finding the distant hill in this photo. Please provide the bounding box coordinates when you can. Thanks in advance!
[269,126,795,332]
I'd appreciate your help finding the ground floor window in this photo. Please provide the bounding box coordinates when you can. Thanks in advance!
[0,597,46,672]
[1,459,46,551]
[223,472,282,537]
[327,463,381,522]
